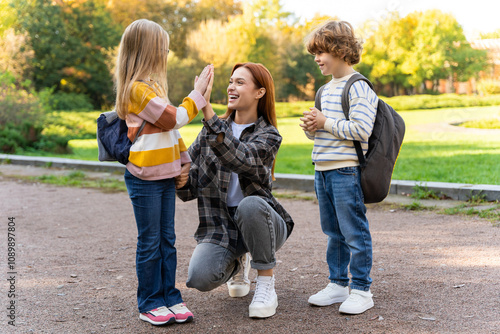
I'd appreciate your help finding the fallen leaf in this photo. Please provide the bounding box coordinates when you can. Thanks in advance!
[418,316,436,321]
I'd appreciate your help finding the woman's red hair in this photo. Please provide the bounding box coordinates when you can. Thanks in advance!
[221,62,277,129]
[221,62,278,179]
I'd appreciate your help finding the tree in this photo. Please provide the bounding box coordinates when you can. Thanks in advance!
[14,0,121,108]
[480,29,500,39]
[106,0,242,57]
[275,14,333,101]
[359,10,488,95]
[359,12,418,95]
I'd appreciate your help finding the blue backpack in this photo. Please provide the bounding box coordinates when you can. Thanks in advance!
[315,73,406,203]
[96,111,146,165]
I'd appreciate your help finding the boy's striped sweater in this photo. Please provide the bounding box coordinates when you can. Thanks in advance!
[125,81,206,180]
[306,72,378,171]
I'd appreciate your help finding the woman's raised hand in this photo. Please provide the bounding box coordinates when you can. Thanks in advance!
[203,65,215,103]
[194,65,214,97]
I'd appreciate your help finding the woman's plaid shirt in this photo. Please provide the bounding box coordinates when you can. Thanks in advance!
[177,114,294,253]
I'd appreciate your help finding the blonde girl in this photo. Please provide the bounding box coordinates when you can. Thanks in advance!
[115,19,213,326]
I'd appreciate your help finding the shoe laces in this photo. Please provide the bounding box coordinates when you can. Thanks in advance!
[169,303,188,314]
[252,278,274,304]
[320,283,337,294]
[151,306,172,316]
[347,290,371,303]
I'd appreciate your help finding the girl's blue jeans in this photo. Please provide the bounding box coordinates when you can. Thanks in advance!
[314,167,373,291]
[124,169,183,313]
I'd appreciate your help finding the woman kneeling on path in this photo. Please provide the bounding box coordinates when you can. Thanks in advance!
[176,62,294,318]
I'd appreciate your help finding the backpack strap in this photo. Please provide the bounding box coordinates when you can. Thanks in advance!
[340,73,375,167]
[132,120,146,144]
[314,84,327,111]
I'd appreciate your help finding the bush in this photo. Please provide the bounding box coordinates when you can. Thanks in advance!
[477,80,500,95]
[0,72,71,153]
[460,118,500,129]
[48,91,94,111]
[0,75,46,152]
[383,93,500,111]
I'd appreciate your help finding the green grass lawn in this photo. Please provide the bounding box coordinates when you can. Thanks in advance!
[14,105,500,185]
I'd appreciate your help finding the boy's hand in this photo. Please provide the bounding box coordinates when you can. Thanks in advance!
[309,107,327,129]
[300,107,326,131]
[299,111,316,132]
[175,163,191,189]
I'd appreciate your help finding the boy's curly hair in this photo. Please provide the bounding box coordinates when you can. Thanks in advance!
[305,20,363,66]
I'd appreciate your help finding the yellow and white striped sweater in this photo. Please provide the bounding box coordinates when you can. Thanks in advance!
[125,81,206,180]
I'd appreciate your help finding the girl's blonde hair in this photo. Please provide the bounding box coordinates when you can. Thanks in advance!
[115,19,170,119]
[305,20,362,66]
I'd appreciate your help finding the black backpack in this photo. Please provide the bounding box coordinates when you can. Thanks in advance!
[96,111,146,165]
[314,73,406,203]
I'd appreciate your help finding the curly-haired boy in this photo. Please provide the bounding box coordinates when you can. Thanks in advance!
[300,20,378,315]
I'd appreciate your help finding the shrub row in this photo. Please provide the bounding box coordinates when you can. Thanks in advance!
[270,94,500,118]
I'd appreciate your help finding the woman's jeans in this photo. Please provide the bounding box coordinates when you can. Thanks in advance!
[315,167,373,291]
[186,196,288,291]
[124,169,183,312]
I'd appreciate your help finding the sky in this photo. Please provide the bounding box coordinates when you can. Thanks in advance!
[281,0,500,38]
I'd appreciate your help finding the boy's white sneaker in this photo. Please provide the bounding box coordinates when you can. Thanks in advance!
[227,253,251,297]
[249,275,278,318]
[308,282,349,306]
[339,289,374,314]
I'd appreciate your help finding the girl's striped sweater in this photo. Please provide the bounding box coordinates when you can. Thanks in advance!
[125,81,206,180]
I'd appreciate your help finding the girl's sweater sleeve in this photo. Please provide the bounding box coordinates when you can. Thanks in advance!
[129,82,206,131]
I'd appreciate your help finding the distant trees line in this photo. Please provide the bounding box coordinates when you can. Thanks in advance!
[0,0,495,109]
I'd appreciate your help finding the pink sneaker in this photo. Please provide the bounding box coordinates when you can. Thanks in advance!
[168,302,194,323]
[139,306,175,325]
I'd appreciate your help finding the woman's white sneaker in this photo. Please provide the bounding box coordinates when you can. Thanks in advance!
[339,289,374,314]
[249,275,278,318]
[308,282,349,306]
[227,253,251,297]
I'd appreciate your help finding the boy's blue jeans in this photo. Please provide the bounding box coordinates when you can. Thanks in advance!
[314,167,373,291]
[124,169,183,313]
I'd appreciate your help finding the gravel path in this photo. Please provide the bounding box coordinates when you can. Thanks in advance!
[1,166,499,333]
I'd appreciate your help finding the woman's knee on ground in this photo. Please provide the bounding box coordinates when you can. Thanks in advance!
[186,265,225,292]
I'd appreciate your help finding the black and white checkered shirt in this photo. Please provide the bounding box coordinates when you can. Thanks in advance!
[177,114,294,253]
